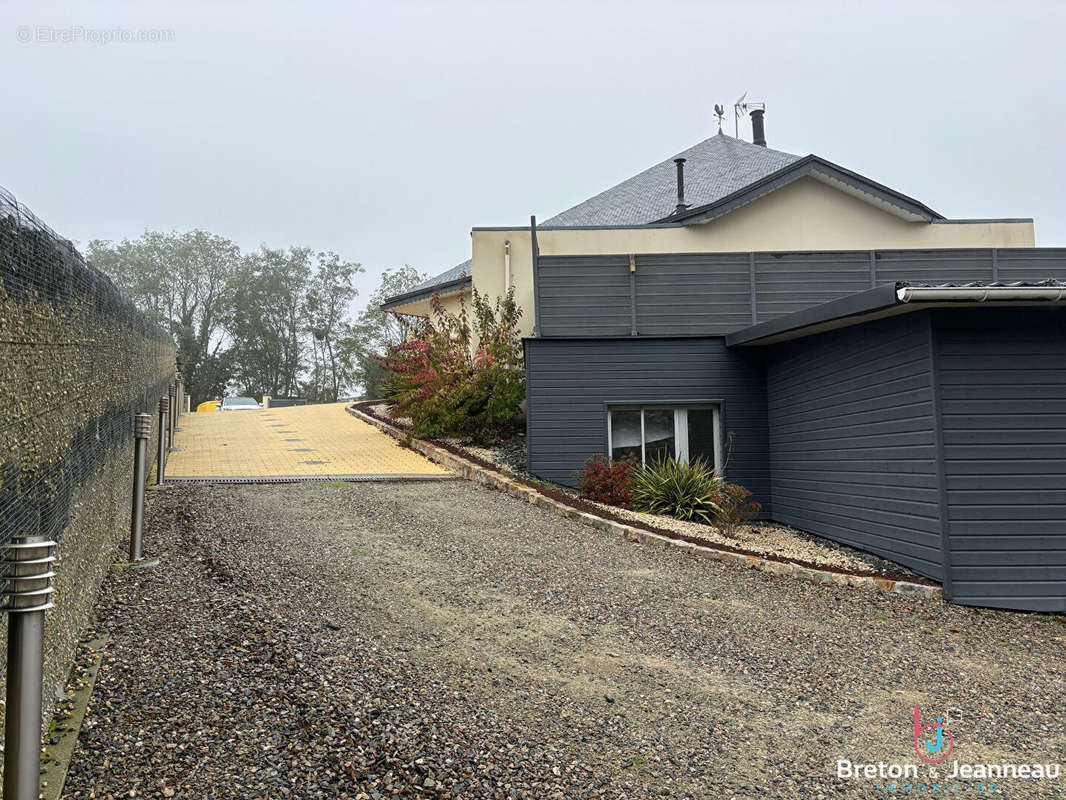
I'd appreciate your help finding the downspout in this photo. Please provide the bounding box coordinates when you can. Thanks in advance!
[530,215,541,336]
[897,286,1066,302]
[504,240,511,289]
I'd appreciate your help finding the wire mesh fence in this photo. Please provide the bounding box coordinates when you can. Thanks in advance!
[0,184,176,548]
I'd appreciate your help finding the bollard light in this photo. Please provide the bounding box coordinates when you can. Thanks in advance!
[175,372,184,422]
[2,535,56,800]
[157,396,169,486]
[167,383,176,451]
[129,413,151,562]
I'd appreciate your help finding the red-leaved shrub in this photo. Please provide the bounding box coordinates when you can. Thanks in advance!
[578,455,634,508]
[709,482,763,538]
[379,286,524,442]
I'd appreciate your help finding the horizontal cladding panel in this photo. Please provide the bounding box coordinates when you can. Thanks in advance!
[942,413,1066,428]
[946,580,1066,598]
[769,509,943,555]
[771,486,939,522]
[949,504,1066,520]
[773,339,933,383]
[944,429,1066,445]
[935,308,1066,610]
[941,385,1066,401]
[940,368,1066,386]
[771,467,938,489]
[526,337,768,494]
[770,413,935,443]
[998,248,1066,281]
[950,595,1066,612]
[535,249,1066,338]
[949,488,1066,504]
[768,313,941,576]
[951,533,1066,549]
[945,444,1066,459]
[952,550,1066,567]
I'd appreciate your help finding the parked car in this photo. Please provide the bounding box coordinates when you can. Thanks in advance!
[220,397,262,411]
[196,400,221,413]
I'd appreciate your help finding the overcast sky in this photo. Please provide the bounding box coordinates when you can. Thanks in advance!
[3,0,1064,310]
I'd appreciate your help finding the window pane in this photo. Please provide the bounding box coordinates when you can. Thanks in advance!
[687,408,717,469]
[643,409,675,463]
[610,410,642,463]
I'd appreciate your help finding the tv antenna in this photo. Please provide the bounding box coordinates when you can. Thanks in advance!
[714,104,725,133]
[734,93,765,138]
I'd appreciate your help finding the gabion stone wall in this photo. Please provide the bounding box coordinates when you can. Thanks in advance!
[0,186,175,731]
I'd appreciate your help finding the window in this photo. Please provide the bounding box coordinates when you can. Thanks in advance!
[608,405,722,469]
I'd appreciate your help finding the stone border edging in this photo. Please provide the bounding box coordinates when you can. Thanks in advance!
[346,405,941,601]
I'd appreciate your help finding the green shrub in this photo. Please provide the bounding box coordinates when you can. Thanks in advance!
[630,455,723,524]
[578,455,635,507]
[380,286,524,442]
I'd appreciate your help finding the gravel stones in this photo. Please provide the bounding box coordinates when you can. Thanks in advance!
[62,481,1066,798]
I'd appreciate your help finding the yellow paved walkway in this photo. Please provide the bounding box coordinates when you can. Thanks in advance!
[165,402,451,481]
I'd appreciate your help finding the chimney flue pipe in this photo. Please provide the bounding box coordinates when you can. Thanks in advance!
[751,108,766,146]
[674,158,687,212]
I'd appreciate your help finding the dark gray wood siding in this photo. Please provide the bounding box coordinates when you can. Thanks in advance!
[534,248,1066,337]
[766,313,944,578]
[936,308,1066,612]
[524,337,770,507]
[754,251,870,322]
[635,253,751,334]
[538,254,632,336]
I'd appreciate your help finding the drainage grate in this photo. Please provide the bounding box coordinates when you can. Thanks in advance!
[164,474,458,484]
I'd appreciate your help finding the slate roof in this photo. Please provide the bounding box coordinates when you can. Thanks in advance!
[380,259,470,310]
[386,132,944,308]
[407,259,470,294]
[542,132,802,227]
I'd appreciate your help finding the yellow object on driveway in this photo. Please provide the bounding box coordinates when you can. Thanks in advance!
[196,400,220,413]
[165,402,451,482]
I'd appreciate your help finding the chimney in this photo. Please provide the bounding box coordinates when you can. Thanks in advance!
[674,158,687,213]
[750,108,766,146]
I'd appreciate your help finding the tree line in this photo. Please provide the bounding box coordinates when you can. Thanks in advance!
[88,231,425,406]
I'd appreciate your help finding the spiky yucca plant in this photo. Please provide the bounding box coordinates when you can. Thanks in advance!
[630,455,724,524]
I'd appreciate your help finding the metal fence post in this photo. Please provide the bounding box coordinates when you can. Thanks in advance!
[157,397,169,486]
[167,383,176,451]
[2,535,56,800]
[130,413,151,562]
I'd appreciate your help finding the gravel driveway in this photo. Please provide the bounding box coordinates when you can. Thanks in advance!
[63,481,1066,799]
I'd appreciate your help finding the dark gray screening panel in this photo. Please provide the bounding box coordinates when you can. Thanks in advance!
[937,308,1066,612]
[875,249,994,285]
[537,255,631,336]
[524,337,770,507]
[996,248,1066,282]
[635,253,751,335]
[766,313,943,578]
[754,251,870,323]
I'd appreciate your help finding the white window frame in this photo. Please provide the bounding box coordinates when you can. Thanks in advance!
[607,405,722,470]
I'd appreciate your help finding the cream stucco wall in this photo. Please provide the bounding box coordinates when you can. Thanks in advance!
[400,177,1036,335]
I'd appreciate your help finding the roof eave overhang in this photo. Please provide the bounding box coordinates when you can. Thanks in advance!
[727,284,1066,347]
[658,155,944,226]
[380,278,467,312]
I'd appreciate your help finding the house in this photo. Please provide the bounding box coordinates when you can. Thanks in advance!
[383,110,1033,334]
[386,112,1065,612]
